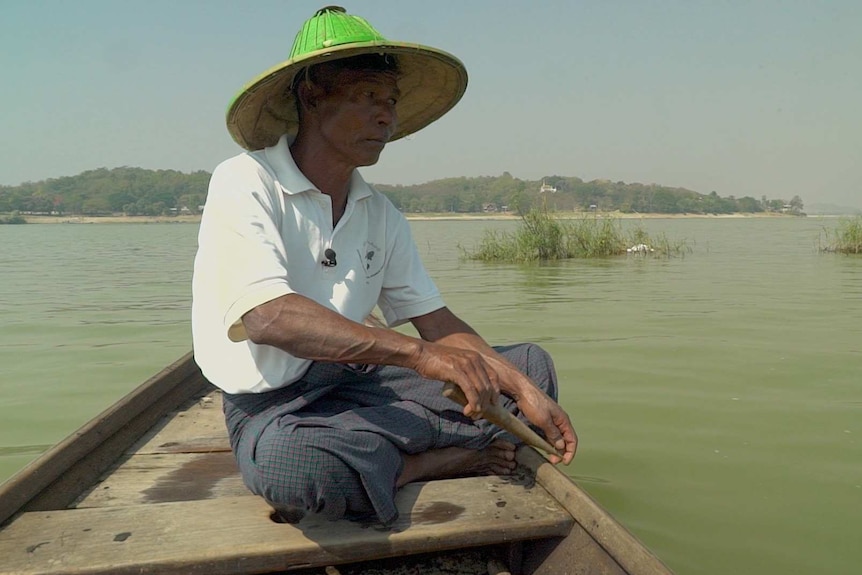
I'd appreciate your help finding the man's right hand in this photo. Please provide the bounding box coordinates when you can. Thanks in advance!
[411,341,502,418]
[410,340,577,465]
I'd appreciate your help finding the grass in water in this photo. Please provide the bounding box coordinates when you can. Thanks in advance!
[461,208,690,262]
[0,212,27,225]
[819,216,862,254]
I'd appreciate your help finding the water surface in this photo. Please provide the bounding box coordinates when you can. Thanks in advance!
[1,217,859,575]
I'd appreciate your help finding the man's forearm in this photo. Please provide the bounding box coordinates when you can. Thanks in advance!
[433,328,496,357]
[242,293,423,367]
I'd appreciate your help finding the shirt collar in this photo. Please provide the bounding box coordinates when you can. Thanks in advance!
[264,134,373,202]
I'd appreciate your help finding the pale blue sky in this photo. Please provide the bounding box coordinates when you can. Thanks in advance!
[2,0,860,208]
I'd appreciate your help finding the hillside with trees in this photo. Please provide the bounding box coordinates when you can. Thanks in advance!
[0,167,211,217]
[0,167,804,218]
[375,172,804,216]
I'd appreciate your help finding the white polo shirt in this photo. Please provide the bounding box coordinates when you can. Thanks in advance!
[192,135,444,394]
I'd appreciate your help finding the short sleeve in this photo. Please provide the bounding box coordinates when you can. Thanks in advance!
[193,155,295,338]
[376,206,445,326]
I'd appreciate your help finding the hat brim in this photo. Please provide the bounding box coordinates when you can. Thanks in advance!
[226,41,468,151]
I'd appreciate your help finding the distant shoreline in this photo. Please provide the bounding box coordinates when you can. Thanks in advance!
[18,212,836,225]
[21,215,204,224]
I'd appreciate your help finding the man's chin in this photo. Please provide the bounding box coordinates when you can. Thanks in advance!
[356,151,385,167]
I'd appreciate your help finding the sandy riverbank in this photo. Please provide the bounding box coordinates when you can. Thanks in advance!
[21,211,807,224]
[405,211,802,221]
[22,215,203,224]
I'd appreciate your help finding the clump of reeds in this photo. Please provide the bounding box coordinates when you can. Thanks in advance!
[819,216,862,254]
[565,215,626,258]
[0,212,26,225]
[637,230,693,258]
[463,210,568,262]
[461,208,690,262]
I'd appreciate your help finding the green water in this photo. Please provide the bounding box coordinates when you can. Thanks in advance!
[1,218,859,574]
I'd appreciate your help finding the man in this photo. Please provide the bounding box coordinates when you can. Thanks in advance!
[192,6,577,525]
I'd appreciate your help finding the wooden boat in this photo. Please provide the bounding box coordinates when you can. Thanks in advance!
[0,352,674,575]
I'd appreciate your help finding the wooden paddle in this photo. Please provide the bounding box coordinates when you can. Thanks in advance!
[442,382,563,458]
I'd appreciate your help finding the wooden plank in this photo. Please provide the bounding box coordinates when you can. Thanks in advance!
[73,452,247,508]
[0,475,574,575]
[131,391,230,455]
[518,448,674,575]
[0,353,209,526]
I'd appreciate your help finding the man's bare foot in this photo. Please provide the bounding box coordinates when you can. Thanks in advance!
[397,439,517,487]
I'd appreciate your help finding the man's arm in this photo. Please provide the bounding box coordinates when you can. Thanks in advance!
[242,293,422,366]
[410,307,577,464]
[242,296,576,464]
[242,295,520,413]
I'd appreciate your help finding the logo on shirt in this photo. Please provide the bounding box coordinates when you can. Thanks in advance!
[359,240,383,279]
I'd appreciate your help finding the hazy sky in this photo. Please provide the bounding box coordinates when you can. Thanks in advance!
[2,0,860,208]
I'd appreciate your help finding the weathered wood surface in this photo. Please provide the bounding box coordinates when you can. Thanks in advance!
[131,390,230,455]
[73,391,240,508]
[73,451,247,508]
[0,475,573,575]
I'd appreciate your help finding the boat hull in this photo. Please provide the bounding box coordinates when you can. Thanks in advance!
[0,353,673,575]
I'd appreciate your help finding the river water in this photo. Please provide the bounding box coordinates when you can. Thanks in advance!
[0,217,859,574]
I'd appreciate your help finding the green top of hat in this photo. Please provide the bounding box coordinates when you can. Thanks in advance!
[291,6,387,57]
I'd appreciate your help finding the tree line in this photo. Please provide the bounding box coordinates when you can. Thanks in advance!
[0,167,804,217]
[374,173,804,215]
[0,167,210,217]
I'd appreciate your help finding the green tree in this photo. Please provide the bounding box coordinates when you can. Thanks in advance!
[789,195,804,212]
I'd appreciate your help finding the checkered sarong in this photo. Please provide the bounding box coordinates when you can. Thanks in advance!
[222,343,559,524]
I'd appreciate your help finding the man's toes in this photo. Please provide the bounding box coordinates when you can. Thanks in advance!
[488,463,516,475]
[489,439,517,450]
[489,446,516,460]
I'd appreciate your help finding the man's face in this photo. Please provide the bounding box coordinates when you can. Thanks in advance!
[313,68,400,168]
